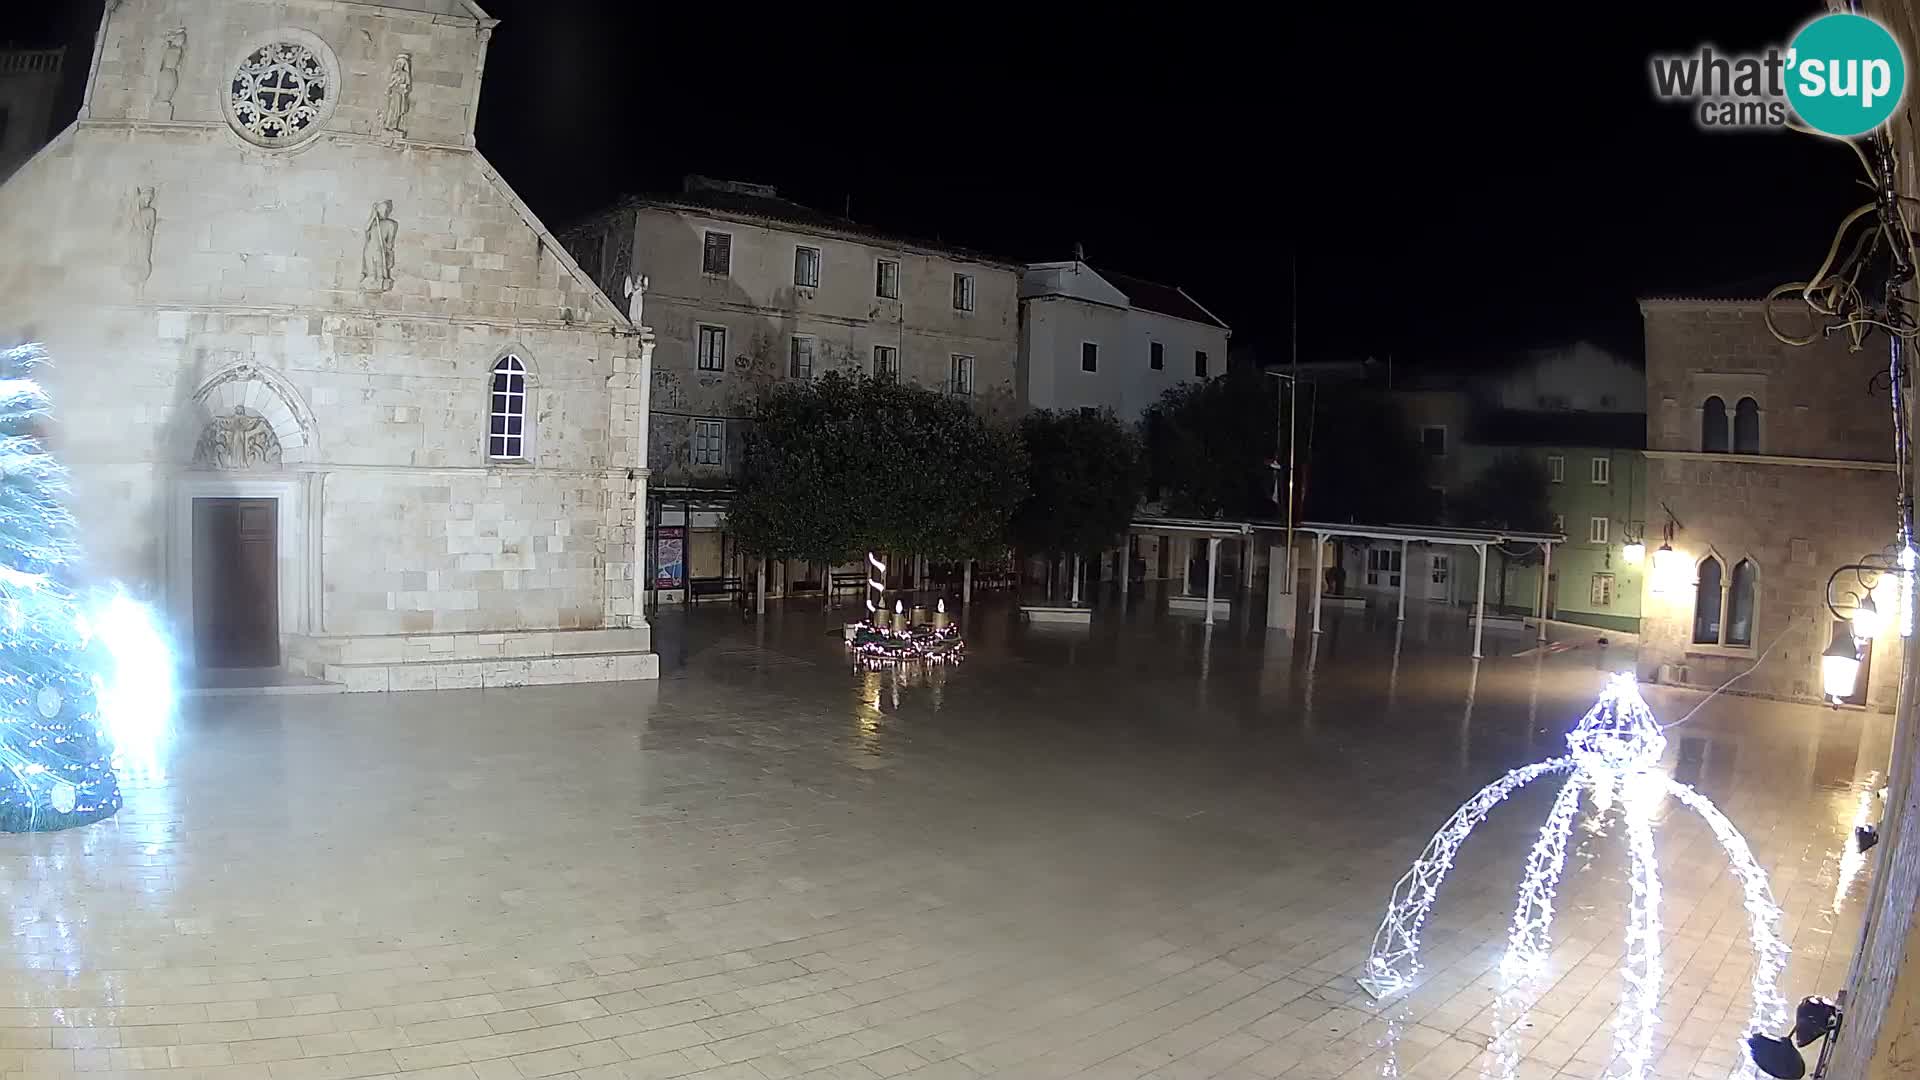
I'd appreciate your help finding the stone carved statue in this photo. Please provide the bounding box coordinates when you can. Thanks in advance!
[152,27,185,120]
[622,273,648,327]
[382,53,412,135]
[126,187,156,290]
[360,199,396,293]
[193,407,283,469]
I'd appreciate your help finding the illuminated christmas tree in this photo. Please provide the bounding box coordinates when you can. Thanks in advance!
[0,345,121,832]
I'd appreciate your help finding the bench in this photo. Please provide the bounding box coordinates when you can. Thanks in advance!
[688,576,742,602]
[830,572,867,593]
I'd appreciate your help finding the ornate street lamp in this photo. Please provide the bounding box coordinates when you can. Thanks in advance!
[1822,549,1913,702]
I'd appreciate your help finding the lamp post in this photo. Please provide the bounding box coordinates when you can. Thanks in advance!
[1265,370,1298,592]
[1823,550,1912,704]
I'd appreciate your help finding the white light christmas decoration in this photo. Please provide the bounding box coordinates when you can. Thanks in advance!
[1360,673,1788,1080]
[82,584,176,781]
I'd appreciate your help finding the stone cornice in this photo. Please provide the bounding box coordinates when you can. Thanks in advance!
[1645,449,1896,472]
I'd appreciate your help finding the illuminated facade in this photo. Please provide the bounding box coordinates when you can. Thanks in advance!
[0,0,657,690]
[1637,296,1898,708]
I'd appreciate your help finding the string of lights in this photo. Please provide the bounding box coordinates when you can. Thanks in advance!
[1360,675,1790,1080]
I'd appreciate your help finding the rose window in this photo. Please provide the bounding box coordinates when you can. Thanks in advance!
[228,41,329,146]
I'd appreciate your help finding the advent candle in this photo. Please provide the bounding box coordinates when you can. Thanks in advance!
[892,599,906,632]
[934,598,949,630]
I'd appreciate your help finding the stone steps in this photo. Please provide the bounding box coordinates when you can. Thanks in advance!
[321,648,659,693]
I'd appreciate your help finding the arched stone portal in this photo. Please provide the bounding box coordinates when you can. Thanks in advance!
[183,363,315,469]
[172,364,318,670]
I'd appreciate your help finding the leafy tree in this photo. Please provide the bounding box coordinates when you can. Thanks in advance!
[727,371,864,579]
[1298,390,1440,526]
[1456,452,1552,611]
[729,373,1025,601]
[1011,408,1143,568]
[1142,367,1278,519]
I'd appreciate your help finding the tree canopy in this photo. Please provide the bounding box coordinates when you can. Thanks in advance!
[1143,371,1438,526]
[1298,390,1440,526]
[728,373,1025,566]
[1455,452,1552,609]
[1011,408,1144,559]
[1141,368,1279,519]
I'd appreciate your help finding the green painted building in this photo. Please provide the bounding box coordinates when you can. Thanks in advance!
[1465,412,1647,634]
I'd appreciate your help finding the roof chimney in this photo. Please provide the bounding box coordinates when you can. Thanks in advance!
[1072,241,1086,263]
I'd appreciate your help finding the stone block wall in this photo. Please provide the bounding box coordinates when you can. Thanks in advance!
[0,0,652,677]
[89,0,485,147]
[1644,300,1894,461]
[1639,452,1900,708]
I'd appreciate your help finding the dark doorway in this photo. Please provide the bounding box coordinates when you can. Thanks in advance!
[192,497,279,668]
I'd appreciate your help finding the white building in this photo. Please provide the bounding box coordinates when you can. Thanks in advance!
[561,177,1021,601]
[1018,260,1230,420]
[0,0,657,690]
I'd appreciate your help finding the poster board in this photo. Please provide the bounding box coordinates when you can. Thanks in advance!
[653,526,685,589]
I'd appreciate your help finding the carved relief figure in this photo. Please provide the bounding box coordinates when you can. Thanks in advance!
[381,53,412,134]
[193,408,283,470]
[622,273,648,327]
[360,199,396,293]
[152,27,186,120]
[126,187,157,290]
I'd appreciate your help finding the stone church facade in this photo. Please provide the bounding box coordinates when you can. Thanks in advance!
[0,0,657,690]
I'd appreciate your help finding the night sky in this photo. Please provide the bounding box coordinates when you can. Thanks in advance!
[10,1,1870,363]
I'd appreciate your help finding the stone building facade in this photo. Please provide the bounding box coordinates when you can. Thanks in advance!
[1638,298,1900,708]
[0,0,657,690]
[561,177,1020,599]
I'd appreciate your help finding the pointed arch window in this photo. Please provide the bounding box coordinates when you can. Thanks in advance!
[1693,555,1724,644]
[489,354,529,461]
[1726,559,1757,646]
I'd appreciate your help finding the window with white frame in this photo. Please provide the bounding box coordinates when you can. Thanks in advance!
[697,324,727,372]
[789,335,815,379]
[1366,547,1403,587]
[1588,516,1609,544]
[701,231,731,275]
[488,354,528,461]
[1552,513,1566,534]
[1591,573,1615,606]
[794,246,821,288]
[950,354,973,395]
[1081,342,1099,372]
[1548,455,1565,483]
[691,419,724,467]
[873,345,899,381]
[1591,456,1611,485]
[875,259,900,300]
[952,272,974,311]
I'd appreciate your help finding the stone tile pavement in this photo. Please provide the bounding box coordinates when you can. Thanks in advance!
[0,598,1889,1080]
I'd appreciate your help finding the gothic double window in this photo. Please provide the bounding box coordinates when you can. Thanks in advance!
[1701,396,1760,454]
[1693,555,1756,648]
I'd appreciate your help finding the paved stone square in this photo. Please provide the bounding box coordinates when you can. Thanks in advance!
[0,598,1888,1080]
